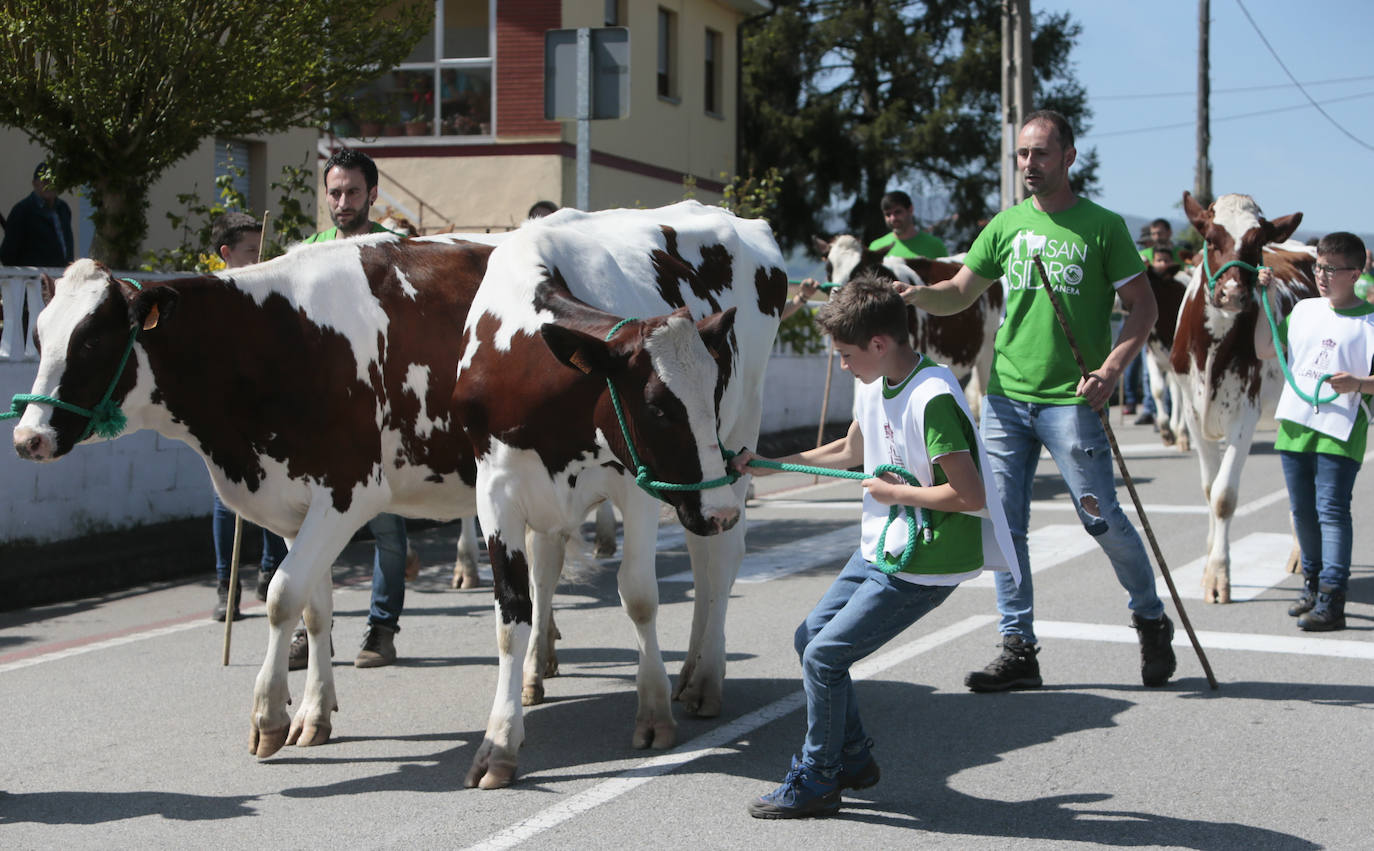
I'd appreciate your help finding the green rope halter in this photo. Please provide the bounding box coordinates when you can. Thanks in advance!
[1200,247,1261,300]
[598,317,931,573]
[1,278,143,440]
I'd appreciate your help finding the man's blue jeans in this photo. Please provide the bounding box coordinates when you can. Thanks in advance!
[795,549,955,776]
[1280,450,1361,593]
[981,394,1164,643]
[212,491,287,582]
[367,512,407,630]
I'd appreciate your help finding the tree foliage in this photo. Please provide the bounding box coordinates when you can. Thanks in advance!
[741,0,1097,252]
[0,0,429,267]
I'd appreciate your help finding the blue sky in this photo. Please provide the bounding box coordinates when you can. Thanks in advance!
[1054,0,1374,238]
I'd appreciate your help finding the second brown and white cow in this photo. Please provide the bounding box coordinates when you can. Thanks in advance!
[1171,191,1316,602]
[455,202,787,788]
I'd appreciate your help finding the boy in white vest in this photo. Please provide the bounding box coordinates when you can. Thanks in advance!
[1256,232,1374,631]
[730,273,1020,819]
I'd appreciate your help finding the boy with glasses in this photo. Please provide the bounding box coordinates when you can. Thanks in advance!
[1256,232,1374,630]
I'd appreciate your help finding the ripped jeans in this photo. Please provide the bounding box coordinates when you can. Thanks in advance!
[981,394,1164,643]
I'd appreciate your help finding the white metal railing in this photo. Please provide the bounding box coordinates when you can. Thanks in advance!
[0,266,187,361]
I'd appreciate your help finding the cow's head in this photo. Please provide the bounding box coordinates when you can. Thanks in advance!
[812,234,904,288]
[1184,191,1302,313]
[541,306,741,537]
[12,259,178,461]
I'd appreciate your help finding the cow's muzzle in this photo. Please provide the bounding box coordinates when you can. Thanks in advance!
[13,425,56,462]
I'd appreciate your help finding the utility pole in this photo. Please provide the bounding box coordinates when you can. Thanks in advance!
[1000,0,1033,210]
[1194,0,1212,205]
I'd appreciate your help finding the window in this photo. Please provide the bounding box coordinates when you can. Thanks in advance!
[704,28,722,116]
[334,1,494,140]
[657,8,677,100]
[604,0,625,26]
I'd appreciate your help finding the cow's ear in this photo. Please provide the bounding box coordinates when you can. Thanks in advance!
[40,272,56,305]
[1262,212,1303,245]
[1183,191,1209,233]
[540,323,622,377]
[696,306,737,360]
[811,235,832,257]
[129,286,178,332]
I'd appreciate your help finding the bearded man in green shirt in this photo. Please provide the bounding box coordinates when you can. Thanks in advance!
[894,110,1177,692]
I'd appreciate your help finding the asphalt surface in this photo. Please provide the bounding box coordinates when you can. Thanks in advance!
[2,415,1371,850]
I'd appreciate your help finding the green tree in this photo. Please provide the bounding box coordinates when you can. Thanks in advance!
[0,0,429,268]
[742,0,1097,251]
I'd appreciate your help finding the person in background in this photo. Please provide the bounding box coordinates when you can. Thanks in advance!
[869,190,947,261]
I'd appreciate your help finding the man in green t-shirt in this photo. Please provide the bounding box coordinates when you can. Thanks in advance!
[895,109,1176,692]
[869,190,947,260]
[291,148,411,671]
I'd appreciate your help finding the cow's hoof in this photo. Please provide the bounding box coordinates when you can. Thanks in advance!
[543,654,559,679]
[286,717,332,747]
[594,542,617,559]
[676,682,722,718]
[521,683,544,706]
[465,743,518,789]
[633,718,677,750]
[251,724,289,759]
[453,570,483,590]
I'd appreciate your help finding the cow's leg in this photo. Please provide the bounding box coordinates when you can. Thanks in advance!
[1201,419,1258,605]
[467,496,532,790]
[1168,374,1189,452]
[617,496,676,749]
[452,516,482,590]
[1145,354,1173,445]
[593,501,618,558]
[522,529,565,705]
[674,482,747,718]
[250,505,360,758]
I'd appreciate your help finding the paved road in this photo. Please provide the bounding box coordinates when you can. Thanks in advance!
[2,417,1371,850]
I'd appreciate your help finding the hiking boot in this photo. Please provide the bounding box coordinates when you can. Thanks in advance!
[212,579,244,622]
[1134,412,1156,426]
[255,566,276,603]
[837,738,880,791]
[747,756,841,819]
[1297,587,1346,632]
[965,634,1042,692]
[1288,576,1319,617]
[1132,613,1177,687]
[355,623,398,668]
[288,626,333,671]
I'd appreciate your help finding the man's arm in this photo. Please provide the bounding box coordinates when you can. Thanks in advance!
[1078,272,1157,410]
[895,264,995,316]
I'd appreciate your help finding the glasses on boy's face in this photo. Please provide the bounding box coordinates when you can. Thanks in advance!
[1314,264,1358,277]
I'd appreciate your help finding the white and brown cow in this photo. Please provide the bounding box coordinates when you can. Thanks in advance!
[813,234,1002,419]
[1142,260,1190,450]
[12,236,499,756]
[455,201,786,788]
[1171,192,1316,603]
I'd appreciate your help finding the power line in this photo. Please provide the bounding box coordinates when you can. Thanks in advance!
[1233,0,1374,153]
[1093,73,1374,101]
[1083,90,1374,140]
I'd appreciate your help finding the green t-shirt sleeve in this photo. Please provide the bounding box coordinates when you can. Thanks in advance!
[1104,215,1147,287]
[963,217,1006,281]
[922,394,975,482]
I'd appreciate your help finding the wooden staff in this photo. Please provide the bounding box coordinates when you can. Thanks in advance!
[1032,255,1218,690]
[222,211,271,665]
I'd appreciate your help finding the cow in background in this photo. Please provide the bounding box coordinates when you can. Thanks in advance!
[1171,192,1315,603]
[456,202,786,788]
[1142,259,1190,450]
[813,234,1001,420]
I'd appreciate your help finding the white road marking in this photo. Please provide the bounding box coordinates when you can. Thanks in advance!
[1035,620,1374,660]
[1156,532,1296,601]
[463,614,997,851]
[0,620,206,674]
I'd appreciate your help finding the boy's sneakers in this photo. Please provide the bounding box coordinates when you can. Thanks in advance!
[838,738,880,790]
[747,756,841,819]
[1131,613,1177,687]
[288,626,334,671]
[965,634,1042,692]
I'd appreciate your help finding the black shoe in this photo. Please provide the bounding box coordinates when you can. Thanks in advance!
[965,635,1042,692]
[255,567,276,602]
[1132,613,1176,687]
[1298,587,1346,632]
[1134,412,1155,426]
[837,738,881,790]
[1288,577,1319,617]
[212,580,244,622]
[288,626,333,670]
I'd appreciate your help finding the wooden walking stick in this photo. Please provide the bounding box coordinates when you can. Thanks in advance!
[1032,255,1218,690]
[222,211,272,665]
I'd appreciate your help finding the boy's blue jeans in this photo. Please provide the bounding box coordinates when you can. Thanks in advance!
[795,548,955,776]
[980,394,1165,643]
[1280,450,1360,593]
